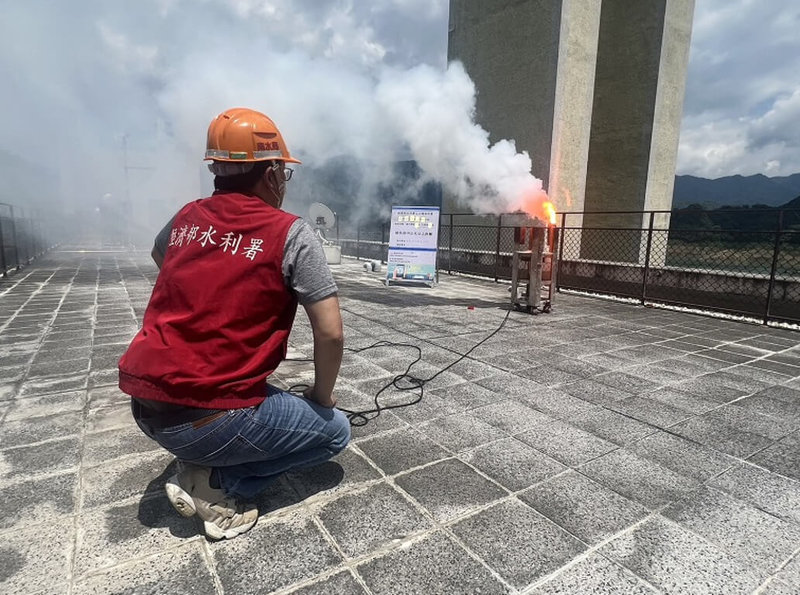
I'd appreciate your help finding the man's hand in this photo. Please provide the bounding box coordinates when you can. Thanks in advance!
[303,385,337,408]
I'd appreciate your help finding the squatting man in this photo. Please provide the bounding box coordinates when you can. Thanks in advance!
[119,107,350,540]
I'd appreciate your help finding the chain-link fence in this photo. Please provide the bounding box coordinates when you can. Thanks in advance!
[340,208,800,325]
[440,214,519,280]
[769,224,800,323]
[337,223,388,264]
[0,203,53,277]
[557,209,800,325]
[340,214,535,281]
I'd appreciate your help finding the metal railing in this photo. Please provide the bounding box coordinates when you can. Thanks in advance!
[339,208,800,326]
[0,203,53,277]
[339,213,533,281]
[556,209,800,325]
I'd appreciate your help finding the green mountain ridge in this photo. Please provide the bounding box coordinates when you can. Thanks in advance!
[673,173,800,209]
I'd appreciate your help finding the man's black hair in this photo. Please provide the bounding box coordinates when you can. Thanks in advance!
[214,161,272,193]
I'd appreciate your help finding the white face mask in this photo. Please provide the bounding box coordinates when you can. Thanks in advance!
[267,164,286,207]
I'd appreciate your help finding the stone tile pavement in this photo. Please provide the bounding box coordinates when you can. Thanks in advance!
[1,248,799,594]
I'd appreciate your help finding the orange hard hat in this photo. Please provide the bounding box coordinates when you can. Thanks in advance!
[204,107,301,164]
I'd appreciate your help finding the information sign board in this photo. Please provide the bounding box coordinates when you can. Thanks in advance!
[386,206,440,285]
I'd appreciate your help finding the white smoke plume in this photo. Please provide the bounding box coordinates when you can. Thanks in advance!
[0,0,549,240]
[155,56,547,221]
[376,62,548,215]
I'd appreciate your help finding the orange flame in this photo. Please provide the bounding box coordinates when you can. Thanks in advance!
[520,190,557,225]
[543,201,557,226]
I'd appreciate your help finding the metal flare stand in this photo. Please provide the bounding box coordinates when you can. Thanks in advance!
[508,215,557,314]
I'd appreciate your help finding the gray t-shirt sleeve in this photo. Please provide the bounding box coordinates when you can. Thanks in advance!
[154,215,176,256]
[283,219,338,304]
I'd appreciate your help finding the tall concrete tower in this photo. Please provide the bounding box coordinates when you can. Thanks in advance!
[447,0,694,261]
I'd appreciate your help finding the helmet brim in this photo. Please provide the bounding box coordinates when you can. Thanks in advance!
[204,156,302,165]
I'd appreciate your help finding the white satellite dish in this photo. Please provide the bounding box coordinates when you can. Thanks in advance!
[308,202,341,265]
[309,202,336,231]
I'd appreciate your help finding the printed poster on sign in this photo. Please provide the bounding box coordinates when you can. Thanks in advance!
[386,206,439,286]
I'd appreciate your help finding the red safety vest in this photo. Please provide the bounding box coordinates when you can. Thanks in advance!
[119,192,299,409]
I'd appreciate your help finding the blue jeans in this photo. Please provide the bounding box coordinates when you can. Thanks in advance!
[133,386,351,499]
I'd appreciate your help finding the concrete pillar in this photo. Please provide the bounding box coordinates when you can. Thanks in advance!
[580,0,694,263]
[446,0,694,265]
[548,0,602,259]
[644,0,695,266]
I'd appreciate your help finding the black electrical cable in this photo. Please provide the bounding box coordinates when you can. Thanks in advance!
[286,308,514,426]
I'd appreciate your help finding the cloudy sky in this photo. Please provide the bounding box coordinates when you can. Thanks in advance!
[677,0,800,178]
[0,0,798,221]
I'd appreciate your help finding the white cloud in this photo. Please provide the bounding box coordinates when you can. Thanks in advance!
[97,22,160,76]
[677,121,748,178]
[677,95,800,179]
[748,89,800,150]
[677,0,800,177]
[209,0,425,67]
[374,0,447,20]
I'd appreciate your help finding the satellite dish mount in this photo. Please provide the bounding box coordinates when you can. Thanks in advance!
[308,202,341,265]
